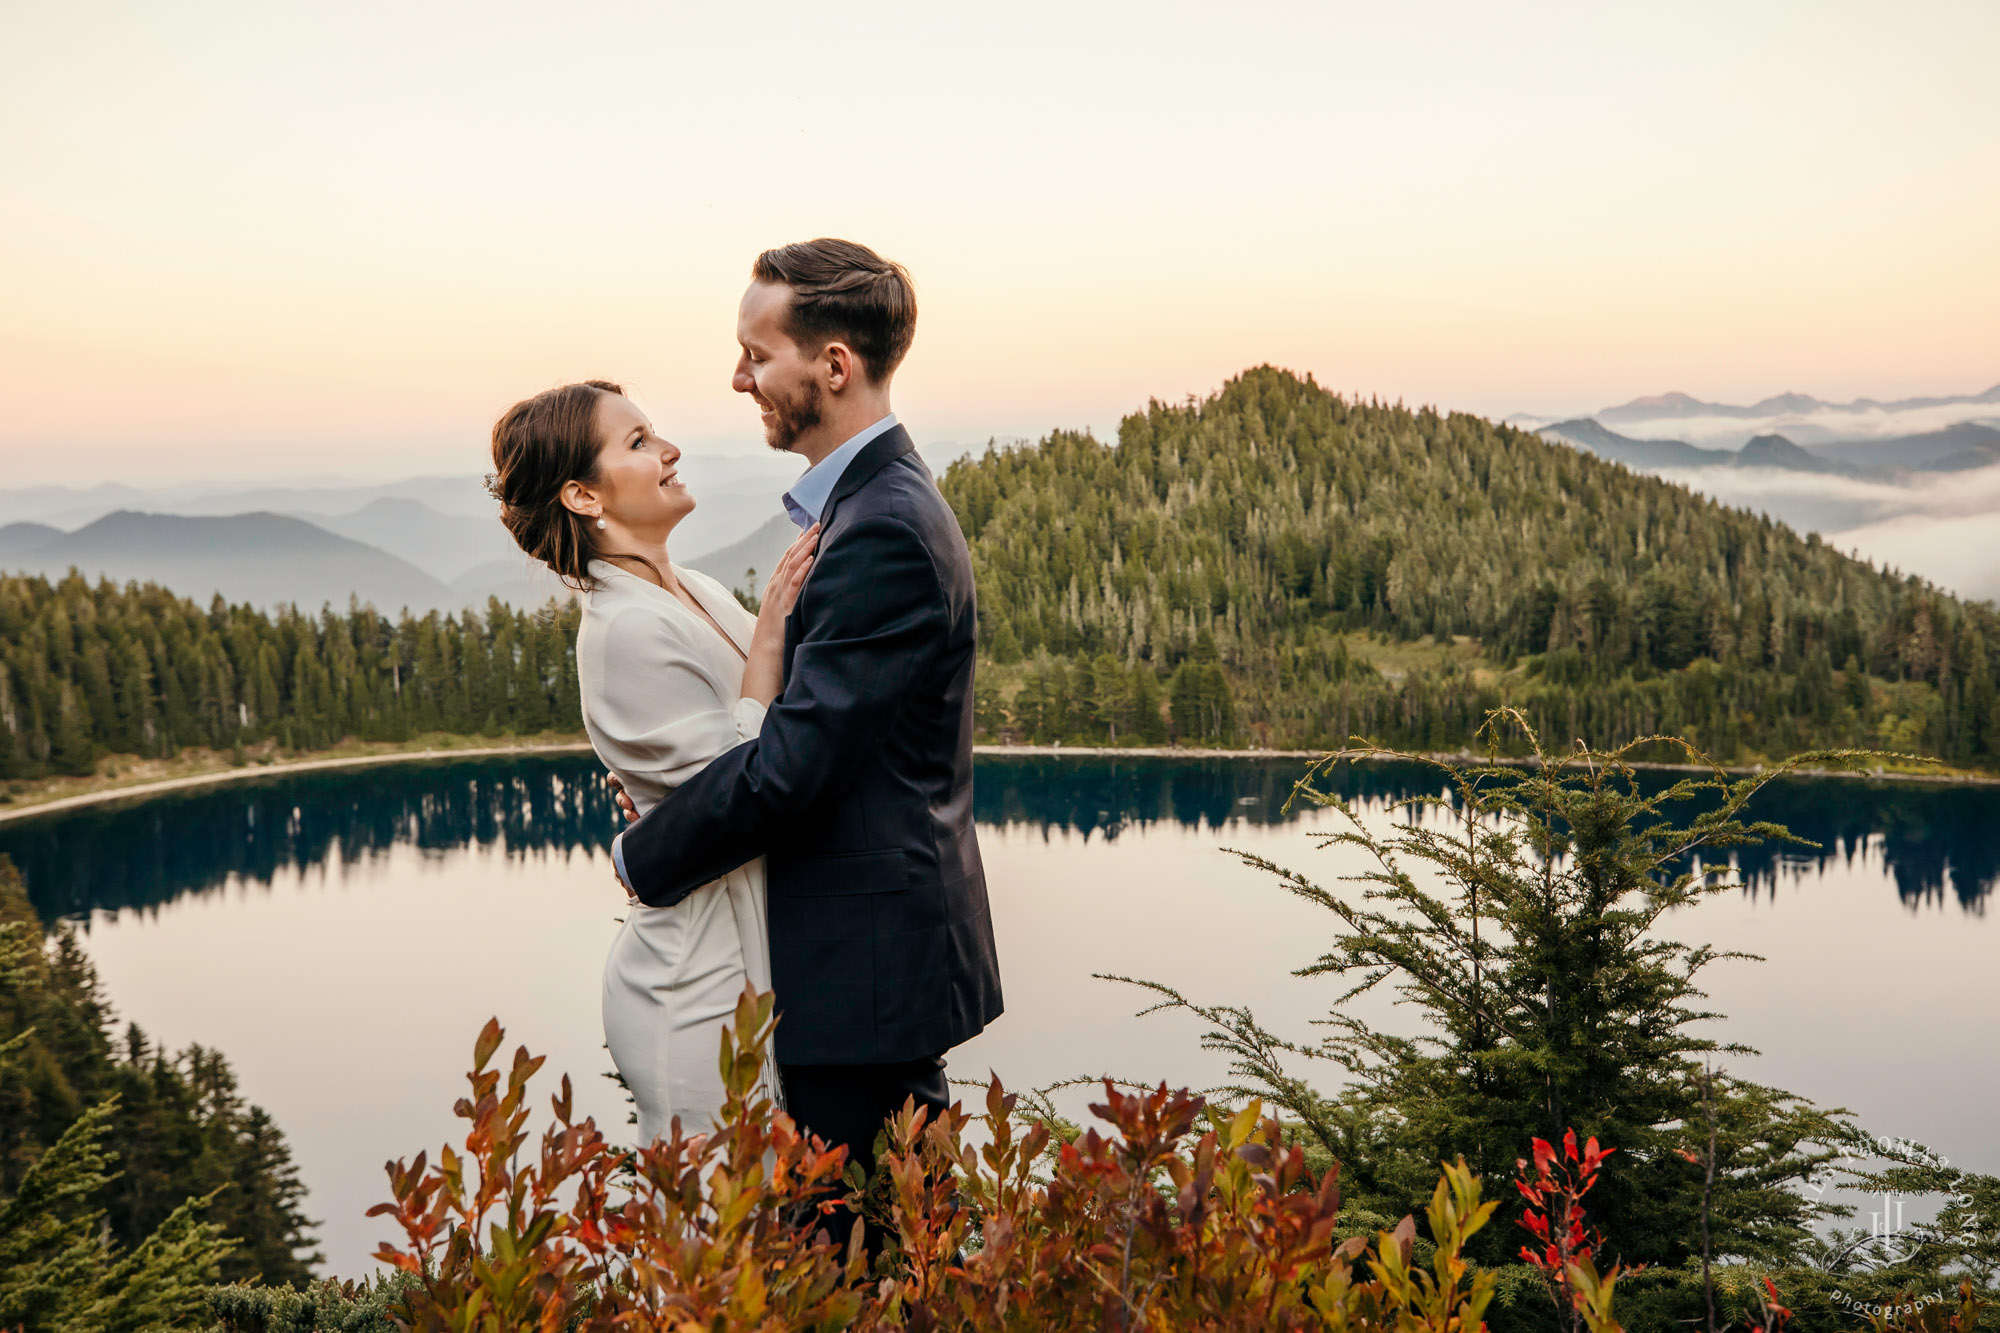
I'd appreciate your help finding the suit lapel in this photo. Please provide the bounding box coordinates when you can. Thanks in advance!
[818,424,916,532]
[782,424,917,667]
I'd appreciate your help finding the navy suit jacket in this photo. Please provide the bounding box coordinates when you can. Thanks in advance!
[620,424,1004,1065]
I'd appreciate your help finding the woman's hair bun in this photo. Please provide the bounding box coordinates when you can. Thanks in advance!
[488,380,624,590]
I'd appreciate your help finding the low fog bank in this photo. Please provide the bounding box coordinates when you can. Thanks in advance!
[1614,401,2000,450]
[1658,463,2000,603]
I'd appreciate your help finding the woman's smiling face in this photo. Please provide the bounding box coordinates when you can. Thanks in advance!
[586,392,693,538]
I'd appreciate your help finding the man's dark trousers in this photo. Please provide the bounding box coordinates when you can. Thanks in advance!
[782,1055,949,1252]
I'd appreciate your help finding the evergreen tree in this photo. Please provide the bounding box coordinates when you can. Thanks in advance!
[1119,716,1866,1271]
[0,883,242,1327]
[0,574,585,780]
[0,859,320,1287]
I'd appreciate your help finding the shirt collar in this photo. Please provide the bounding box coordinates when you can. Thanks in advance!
[781,413,898,530]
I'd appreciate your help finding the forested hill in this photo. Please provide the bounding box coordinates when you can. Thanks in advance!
[940,366,2000,765]
[1,367,1996,782]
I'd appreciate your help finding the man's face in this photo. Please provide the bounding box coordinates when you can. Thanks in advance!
[734,280,822,453]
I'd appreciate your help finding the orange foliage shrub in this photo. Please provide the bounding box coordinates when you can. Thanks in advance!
[369,989,1611,1332]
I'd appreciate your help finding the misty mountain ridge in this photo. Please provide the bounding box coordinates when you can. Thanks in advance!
[0,436,985,614]
[0,510,455,615]
[1598,382,2000,424]
[306,496,520,585]
[1734,433,1857,475]
[1512,378,2000,450]
[1534,419,1733,471]
[1811,421,2000,472]
[0,474,499,532]
[0,495,802,618]
[0,523,65,562]
[1539,418,2000,481]
[685,515,802,597]
[2,414,1987,614]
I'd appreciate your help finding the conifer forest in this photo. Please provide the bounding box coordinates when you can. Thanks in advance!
[5,366,1995,780]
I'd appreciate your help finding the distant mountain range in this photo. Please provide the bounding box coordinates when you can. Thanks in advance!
[0,438,997,614]
[0,453,802,613]
[0,475,499,533]
[0,504,722,615]
[1514,380,2000,451]
[685,515,802,596]
[1596,384,2000,424]
[1600,384,2000,420]
[1537,418,2000,480]
[1810,420,2000,472]
[308,497,520,585]
[3,412,1980,615]
[1532,420,1733,471]
[0,511,455,614]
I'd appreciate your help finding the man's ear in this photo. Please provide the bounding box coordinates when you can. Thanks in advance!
[559,479,599,519]
[823,339,859,393]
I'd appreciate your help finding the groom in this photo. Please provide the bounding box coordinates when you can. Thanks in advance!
[612,238,1003,1240]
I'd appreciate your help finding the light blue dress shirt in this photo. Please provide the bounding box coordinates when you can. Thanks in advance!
[781,413,899,530]
[612,412,899,891]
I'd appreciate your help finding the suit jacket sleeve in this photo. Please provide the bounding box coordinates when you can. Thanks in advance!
[620,513,946,907]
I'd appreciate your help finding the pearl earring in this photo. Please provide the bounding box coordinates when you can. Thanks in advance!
[595,517,607,530]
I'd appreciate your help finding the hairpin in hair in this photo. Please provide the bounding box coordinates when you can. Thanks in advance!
[482,472,503,500]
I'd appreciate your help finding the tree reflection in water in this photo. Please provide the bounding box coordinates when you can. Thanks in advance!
[0,753,1991,924]
[1,756,618,923]
[972,755,1998,913]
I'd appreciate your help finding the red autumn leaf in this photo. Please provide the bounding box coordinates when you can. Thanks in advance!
[1531,1136,1556,1177]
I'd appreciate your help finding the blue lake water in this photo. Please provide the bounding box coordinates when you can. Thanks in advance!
[2,753,1994,1276]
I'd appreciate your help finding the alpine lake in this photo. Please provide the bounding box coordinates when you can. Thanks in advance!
[3,752,1994,1276]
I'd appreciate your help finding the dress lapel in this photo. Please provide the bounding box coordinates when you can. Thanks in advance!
[679,572,755,658]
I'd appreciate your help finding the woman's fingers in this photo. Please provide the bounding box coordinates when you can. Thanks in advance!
[604,771,638,824]
[764,525,821,603]
[773,556,814,614]
[778,532,816,581]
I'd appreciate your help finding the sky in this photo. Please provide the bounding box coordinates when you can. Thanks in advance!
[2,1,1997,486]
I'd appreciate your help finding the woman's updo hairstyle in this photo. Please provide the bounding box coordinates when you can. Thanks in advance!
[489,379,624,590]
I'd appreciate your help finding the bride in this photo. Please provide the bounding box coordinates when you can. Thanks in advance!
[487,378,816,1141]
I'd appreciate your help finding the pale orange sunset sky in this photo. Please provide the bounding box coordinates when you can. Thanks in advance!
[2,1,1996,486]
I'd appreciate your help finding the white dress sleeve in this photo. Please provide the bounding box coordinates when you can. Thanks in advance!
[590,607,762,795]
[729,696,767,741]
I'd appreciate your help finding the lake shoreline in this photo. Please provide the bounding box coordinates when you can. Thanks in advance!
[3,733,1994,825]
[979,744,2000,785]
[0,740,598,825]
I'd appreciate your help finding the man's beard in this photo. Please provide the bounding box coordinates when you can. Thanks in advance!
[763,380,823,453]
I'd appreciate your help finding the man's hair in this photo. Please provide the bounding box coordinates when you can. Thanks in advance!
[752,238,916,384]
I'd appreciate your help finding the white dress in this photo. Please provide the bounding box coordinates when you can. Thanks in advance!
[576,558,773,1143]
